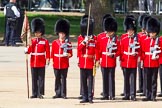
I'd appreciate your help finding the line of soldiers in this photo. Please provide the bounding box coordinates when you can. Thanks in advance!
[25,18,72,100]
[78,13,162,103]
[24,13,162,104]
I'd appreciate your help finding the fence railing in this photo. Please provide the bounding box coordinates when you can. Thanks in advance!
[0,0,85,12]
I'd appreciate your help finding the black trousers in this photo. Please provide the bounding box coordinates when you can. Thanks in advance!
[159,65,162,94]
[123,68,137,98]
[54,68,68,97]
[101,67,104,97]
[122,67,126,95]
[101,67,115,98]
[5,20,16,46]
[145,68,158,99]
[80,68,93,101]
[31,67,45,96]
[80,70,83,96]
[137,62,143,92]
[143,68,147,95]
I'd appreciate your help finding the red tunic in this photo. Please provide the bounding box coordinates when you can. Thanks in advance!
[96,32,107,60]
[97,35,120,67]
[27,37,50,67]
[138,32,147,61]
[120,34,141,68]
[143,37,161,68]
[51,39,73,69]
[119,33,128,60]
[77,35,97,69]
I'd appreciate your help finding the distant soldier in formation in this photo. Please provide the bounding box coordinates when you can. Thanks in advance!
[136,14,147,94]
[120,16,140,101]
[142,17,161,101]
[96,16,120,100]
[77,15,96,103]
[119,15,136,97]
[139,15,152,97]
[25,18,50,99]
[51,19,73,99]
[96,14,112,97]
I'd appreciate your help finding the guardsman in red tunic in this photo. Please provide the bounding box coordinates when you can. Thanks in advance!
[120,17,140,101]
[96,17,120,100]
[142,17,161,101]
[120,15,136,96]
[139,15,152,96]
[25,18,50,99]
[77,15,96,103]
[51,19,72,99]
[96,14,112,97]
[136,14,148,94]
[96,14,112,54]
[77,14,103,99]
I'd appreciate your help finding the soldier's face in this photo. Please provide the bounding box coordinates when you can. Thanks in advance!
[141,28,146,33]
[10,0,16,3]
[107,31,115,37]
[59,32,66,40]
[127,29,135,37]
[149,32,157,38]
[34,31,42,38]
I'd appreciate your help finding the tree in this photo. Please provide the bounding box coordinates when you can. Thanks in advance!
[84,0,114,33]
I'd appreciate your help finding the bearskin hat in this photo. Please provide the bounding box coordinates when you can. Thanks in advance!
[123,15,135,32]
[80,15,94,36]
[123,16,137,32]
[31,18,45,35]
[138,14,147,28]
[146,17,160,35]
[55,19,70,37]
[125,14,135,19]
[142,15,151,29]
[103,17,117,32]
[103,14,112,20]
[102,14,112,31]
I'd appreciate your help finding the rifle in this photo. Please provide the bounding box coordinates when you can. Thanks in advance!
[61,39,72,56]
[129,36,140,55]
[107,36,117,55]
[150,37,161,60]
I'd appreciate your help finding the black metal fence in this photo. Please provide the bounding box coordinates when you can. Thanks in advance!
[0,0,85,12]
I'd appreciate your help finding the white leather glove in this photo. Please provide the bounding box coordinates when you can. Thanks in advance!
[63,53,71,57]
[63,52,68,57]
[95,60,100,68]
[24,48,28,54]
[46,59,50,68]
[83,36,88,43]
